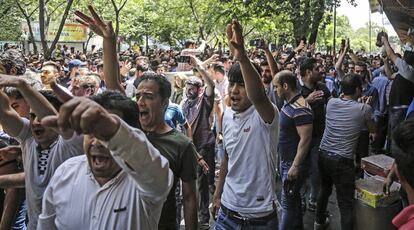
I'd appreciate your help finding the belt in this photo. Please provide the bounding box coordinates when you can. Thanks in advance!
[391,105,409,111]
[220,205,277,226]
[319,149,353,165]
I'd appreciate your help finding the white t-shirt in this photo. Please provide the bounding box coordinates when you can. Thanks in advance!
[15,119,84,230]
[221,105,279,216]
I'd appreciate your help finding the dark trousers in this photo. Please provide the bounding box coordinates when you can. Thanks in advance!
[316,151,354,230]
[197,145,215,229]
[371,115,388,155]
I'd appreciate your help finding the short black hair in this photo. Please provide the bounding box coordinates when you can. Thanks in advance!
[39,90,62,111]
[136,72,171,100]
[403,50,414,66]
[392,118,414,189]
[0,49,26,75]
[276,70,297,91]
[340,73,362,95]
[355,61,367,69]
[184,40,196,48]
[212,64,225,75]
[91,90,140,128]
[299,57,317,77]
[228,62,262,84]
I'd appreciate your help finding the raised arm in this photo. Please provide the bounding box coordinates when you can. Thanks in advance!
[260,40,279,77]
[381,36,398,65]
[335,39,349,80]
[41,92,172,199]
[0,91,23,138]
[190,55,215,97]
[0,74,57,120]
[75,6,125,94]
[226,19,275,123]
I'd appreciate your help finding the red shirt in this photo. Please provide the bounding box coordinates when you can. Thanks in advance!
[393,204,414,230]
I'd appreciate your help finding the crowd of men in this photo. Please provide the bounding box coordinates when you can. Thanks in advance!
[0,5,413,230]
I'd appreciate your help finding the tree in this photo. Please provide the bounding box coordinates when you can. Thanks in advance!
[38,0,75,59]
[15,0,39,53]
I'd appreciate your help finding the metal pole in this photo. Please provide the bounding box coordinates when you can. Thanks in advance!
[333,1,337,56]
[369,6,372,53]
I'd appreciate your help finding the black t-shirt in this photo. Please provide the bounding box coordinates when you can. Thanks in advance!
[146,129,197,229]
[300,82,331,138]
[389,74,414,108]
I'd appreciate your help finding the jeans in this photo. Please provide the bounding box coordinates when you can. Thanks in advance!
[316,150,354,230]
[215,142,225,166]
[387,108,407,152]
[198,146,215,229]
[372,114,388,155]
[279,161,305,230]
[214,208,278,230]
[175,180,183,230]
[308,137,321,202]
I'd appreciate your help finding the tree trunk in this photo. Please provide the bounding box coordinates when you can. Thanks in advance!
[42,0,74,59]
[39,0,48,56]
[26,19,38,54]
[308,0,325,44]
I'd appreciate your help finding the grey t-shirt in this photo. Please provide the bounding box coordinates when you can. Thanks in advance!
[319,98,373,159]
[16,119,84,230]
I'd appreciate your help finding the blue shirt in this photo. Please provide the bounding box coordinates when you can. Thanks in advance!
[279,94,313,163]
[164,102,186,129]
[363,84,380,120]
[372,74,390,120]
[406,99,414,120]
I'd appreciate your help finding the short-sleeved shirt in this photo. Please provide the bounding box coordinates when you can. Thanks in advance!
[15,119,84,230]
[319,98,373,159]
[279,94,313,163]
[300,81,331,138]
[182,91,215,149]
[146,129,197,228]
[164,103,187,129]
[222,105,279,216]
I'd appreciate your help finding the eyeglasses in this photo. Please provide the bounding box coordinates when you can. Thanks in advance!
[81,84,96,89]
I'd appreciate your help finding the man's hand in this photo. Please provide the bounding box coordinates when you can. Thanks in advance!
[120,60,132,77]
[226,19,246,60]
[306,90,324,104]
[294,40,306,53]
[0,74,25,88]
[75,5,115,39]
[0,146,21,162]
[287,165,299,181]
[258,39,268,51]
[41,82,120,141]
[198,158,209,175]
[189,55,204,69]
[211,194,221,221]
[216,132,223,144]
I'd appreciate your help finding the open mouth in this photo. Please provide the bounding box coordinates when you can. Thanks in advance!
[139,111,150,120]
[33,127,45,136]
[91,154,111,169]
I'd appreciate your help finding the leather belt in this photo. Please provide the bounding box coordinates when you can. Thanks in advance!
[220,205,277,226]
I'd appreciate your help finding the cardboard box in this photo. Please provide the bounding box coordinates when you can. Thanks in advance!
[361,154,394,178]
[355,176,400,208]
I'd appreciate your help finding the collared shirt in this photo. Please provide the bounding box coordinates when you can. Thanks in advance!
[393,204,414,230]
[372,74,391,119]
[221,105,279,216]
[37,120,173,230]
[15,119,84,230]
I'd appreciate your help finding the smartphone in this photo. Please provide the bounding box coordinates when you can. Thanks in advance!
[283,179,297,196]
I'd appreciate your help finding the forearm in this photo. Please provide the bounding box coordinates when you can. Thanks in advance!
[196,67,215,97]
[107,120,172,198]
[238,54,267,103]
[292,138,311,167]
[184,123,193,140]
[18,81,57,119]
[0,172,25,188]
[384,61,393,79]
[0,188,23,230]
[214,153,228,199]
[215,103,223,133]
[103,37,125,94]
[335,51,346,72]
[264,49,279,77]
[182,191,197,230]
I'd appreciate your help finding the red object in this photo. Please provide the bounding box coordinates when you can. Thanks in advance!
[393,204,414,230]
